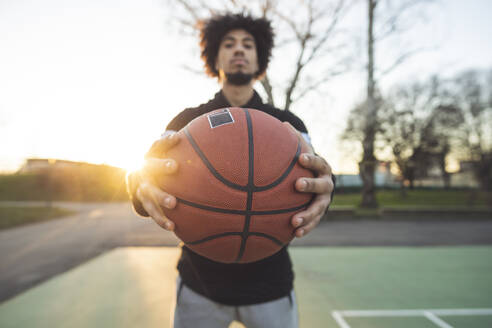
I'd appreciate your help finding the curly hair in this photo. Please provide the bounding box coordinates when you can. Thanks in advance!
[199,13,274,79]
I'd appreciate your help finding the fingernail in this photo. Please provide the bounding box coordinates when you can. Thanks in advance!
[295,217,303,227]
[164,197,172,208]
[165,160,175,169]
[164,221,171,230]
[303,154,310,162]
[300,179,307,190]
[298,229,304,237]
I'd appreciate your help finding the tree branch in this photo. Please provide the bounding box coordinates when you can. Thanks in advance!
[292,67,348,103]
[175,0,202,22]
[304,0,347,64]
[260,74,275,106]
[377,46,435,79]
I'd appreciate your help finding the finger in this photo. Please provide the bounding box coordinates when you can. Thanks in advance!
[294,215,321,238]
[138,189,175,231]
[291,198,328,237]
[299,153,332,176]
[296,176,334,194]
[291,197,327,227]
[145,132,180,159]
[142,158,178,178]
[137,181,177,210]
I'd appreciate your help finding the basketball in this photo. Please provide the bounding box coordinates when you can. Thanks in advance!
[158,107,314,263]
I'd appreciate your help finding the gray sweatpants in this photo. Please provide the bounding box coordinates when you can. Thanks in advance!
[172,278,299,328]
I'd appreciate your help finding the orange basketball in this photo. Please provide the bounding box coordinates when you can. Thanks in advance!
[159,107,314,263]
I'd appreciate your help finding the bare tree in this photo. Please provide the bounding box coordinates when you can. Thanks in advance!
[380,77,462,190]
[360,0,378,207]
[449,69,492,191]
[343,74,462,195]
[167,0,353,110]
[359,0,434,207]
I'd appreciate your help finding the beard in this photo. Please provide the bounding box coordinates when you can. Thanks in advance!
[225,72,254,86]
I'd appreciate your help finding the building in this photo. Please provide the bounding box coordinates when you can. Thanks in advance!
[17,158,87,173]
[336,161,399,188]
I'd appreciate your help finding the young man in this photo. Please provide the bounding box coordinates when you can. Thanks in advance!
[127,13,334,328]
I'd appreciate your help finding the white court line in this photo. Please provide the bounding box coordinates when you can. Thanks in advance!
[337,309,492,317]
[331,309,492,328]
[431,309,492,316]
[424,312,454,328]
[331,311,351,328]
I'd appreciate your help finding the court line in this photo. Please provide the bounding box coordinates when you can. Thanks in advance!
[335,309,492,317]
[424,311,454,328]
[331,311,351,328]
[331,308,492,328]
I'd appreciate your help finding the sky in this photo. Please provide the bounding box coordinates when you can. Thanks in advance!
[0,0,491,174]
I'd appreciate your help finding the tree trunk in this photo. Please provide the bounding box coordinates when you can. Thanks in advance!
[260,74,275,106]
[441,155,451,189]
[359,158,378,207]
[399,180,407,198]
[360,0,378,208]
[439,145,451,189]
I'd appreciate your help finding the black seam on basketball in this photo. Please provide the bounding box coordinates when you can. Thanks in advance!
[177,198,244,214]
[252,138,302,191]
[184,128,248,191]
[251,201,311,215]
[186,232,243,245]
[236,212,251,262]
[176,197,312,215]
[235,108,255,263]
[185,231,283,247]
[248,232,284,246]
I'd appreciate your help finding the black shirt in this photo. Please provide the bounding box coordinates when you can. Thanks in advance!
[166,90,308,135]
[132,90,309,306]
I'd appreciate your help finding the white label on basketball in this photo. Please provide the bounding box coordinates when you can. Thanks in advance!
[208,108,235,129]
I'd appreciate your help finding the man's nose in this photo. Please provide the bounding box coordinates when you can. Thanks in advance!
[233,45,245,55]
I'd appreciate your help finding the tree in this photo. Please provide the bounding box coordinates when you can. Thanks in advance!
[360,0,378,207]
[449,69,492,190]
[340,95,384,176]
[343,75,463,193]
[380,77,462,190]
[423,103,463,188]
[168,0,353,110]
[359,0,434,207]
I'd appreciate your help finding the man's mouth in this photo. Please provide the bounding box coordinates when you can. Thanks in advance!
[231,58,247,65]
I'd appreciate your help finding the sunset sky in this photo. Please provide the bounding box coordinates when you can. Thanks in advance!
[1,0,491,174]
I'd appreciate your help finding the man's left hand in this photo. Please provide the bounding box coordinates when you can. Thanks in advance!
[291,152,334,238]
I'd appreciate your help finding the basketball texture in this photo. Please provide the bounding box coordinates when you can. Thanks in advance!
[159,107,314,263]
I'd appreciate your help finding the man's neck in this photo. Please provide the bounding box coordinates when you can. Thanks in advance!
[221,82,255,107]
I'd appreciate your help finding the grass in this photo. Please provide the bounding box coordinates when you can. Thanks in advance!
[0,206,76,230]
[331,189,492,209]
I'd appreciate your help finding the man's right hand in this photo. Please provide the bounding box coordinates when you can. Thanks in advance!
[134,132,180,231]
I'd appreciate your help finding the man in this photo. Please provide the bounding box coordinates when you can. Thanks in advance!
[127,13,334,328]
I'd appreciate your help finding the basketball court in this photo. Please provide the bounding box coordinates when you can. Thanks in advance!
[1,246,491,328]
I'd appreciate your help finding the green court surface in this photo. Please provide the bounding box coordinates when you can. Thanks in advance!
[1,246,491,328]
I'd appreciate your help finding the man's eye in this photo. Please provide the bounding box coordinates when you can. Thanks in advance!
[244,44,253,49]
[224,44,233,48]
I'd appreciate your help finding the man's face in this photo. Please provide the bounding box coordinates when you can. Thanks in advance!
[215,29,259,82]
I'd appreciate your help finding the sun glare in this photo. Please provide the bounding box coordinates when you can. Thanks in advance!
[116,156,145,173]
